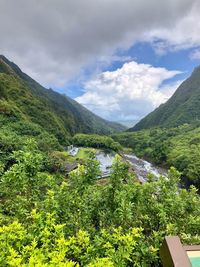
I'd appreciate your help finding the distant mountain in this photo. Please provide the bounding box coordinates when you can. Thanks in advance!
[130,66,200,131]
[0,55,125,144]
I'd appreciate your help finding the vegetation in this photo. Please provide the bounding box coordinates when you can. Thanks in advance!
[112,123,200,189]
[1,55,200,266]
[0,140,200,266]
[76,147,96,160]
[0,55,125,147]
[73,134,122,152]
[131,66,200,130]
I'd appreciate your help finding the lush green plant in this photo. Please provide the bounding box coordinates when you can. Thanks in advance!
[0,56,125,143]
[0,141,200,266]
[73,134,121,152]
[112,124,200,188]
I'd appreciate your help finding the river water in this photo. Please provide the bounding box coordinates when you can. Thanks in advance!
[96,152,167,182]
[68,146,114,177]
[68,146,167,182]
[96,152,114,177]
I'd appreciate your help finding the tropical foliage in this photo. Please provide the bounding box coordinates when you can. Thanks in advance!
[73,134,121,151]
[0,140,200,266]
[1,55,200,266]
[0,55,125,147]
[112,123,200,188]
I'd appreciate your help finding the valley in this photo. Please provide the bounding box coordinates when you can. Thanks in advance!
[2,1,200,266]
[0,56,200,266]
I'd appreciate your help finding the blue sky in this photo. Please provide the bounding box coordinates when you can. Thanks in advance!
[56,41,200,126]
[1,0,200,125]
[60,41,199,99]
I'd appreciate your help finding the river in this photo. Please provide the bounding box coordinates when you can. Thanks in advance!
[96,151,114,178]
[95,151,167,182]
[68,146,167,182]
[97,152,168,182]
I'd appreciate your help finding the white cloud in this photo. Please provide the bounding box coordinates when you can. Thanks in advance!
[76,61,182,121]
[147,1,200,53]
[0,0,197,87]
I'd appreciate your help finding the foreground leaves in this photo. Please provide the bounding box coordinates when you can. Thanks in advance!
[0,140,200,266]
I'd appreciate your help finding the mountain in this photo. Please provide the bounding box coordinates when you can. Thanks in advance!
[130,66,200,131]
[0,55,125,144]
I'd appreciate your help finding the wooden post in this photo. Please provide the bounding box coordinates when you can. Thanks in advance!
[160,236,192,267]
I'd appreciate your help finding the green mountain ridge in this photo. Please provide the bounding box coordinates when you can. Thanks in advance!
[130,66,200,131]
[0,55,125,144]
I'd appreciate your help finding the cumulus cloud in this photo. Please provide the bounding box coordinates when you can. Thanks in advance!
[0,0,197,87]
[76,61,182,121]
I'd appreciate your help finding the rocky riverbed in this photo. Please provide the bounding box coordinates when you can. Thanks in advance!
[123,153,167,183]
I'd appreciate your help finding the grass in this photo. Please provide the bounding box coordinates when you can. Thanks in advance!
[76,147,97,160]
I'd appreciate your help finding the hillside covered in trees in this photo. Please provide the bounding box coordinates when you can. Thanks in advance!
[0,55,200,266]
[116,65,200,191]
[0,55,125,146]
[112,122,200,189]
[131,66,200,131]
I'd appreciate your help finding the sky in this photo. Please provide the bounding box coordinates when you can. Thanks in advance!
[1,0,200,125]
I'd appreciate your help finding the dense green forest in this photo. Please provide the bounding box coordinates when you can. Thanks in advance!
[1,55,200,266]
[73,134,122,152]
[0,140,200,266]
[122,63,200,191]
[0,55,125,147]
[112,123,200,189]
[1,119,200,266]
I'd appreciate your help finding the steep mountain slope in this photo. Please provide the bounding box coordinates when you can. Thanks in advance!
[0,55,125,144]
[130,66,200,131]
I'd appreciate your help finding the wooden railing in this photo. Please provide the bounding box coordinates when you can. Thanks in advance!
[160,236,200,267]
